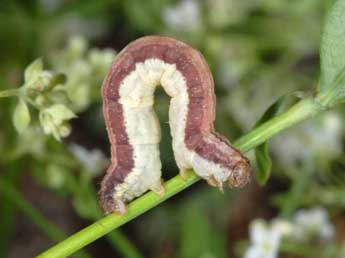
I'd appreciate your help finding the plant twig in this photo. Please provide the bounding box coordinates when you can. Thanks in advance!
[0,162,20,257]
[36,97,324,258]
[105,230,144,258]
[89,188,144,258]
[0,179,92,258]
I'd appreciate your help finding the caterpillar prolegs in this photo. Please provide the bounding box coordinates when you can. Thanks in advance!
[99,36,251,214]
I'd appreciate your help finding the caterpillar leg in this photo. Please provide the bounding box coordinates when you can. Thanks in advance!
[112,198,128,215]
[206,175,224,193]
[149,178,165,195]
[99,188,128,215]
[179,169,189,180]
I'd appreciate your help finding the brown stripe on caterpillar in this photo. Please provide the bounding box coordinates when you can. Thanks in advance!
[99,36,251,215]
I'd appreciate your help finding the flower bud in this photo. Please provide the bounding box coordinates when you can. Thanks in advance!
[58,123,71,138]
[39,104,76,140]
[24,58,43,85]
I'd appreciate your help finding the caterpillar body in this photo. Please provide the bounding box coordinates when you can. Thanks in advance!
[100,36,251,214]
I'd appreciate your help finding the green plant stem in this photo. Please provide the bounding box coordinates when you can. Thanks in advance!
[105,230,144,258]
[0,89,21,98]
[0,162,20,257]
[234,97,323,152]
[36,97,324,258]
[0,179,92,258]
[90,189,144,258]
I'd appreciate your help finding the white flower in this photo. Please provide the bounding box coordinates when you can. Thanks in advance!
[293,207,335,242]
[69,143,108,175]
[244,219,281,258]
[68,36,88,58]
[88,48,116,75]
[39,104,76,140]
[271,219,294,237]
[64,60,92,111]
[24,58,65,92]
[271,111,342,166]
[162,0,201,31]
[51,36,116,112]
[243,209,335,258]
[306,112,342,157]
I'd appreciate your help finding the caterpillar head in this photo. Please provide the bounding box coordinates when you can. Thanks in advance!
[191,133,251,191]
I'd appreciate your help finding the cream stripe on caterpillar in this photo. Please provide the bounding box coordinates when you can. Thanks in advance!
[113,59,191,214]
[100,36,251,215]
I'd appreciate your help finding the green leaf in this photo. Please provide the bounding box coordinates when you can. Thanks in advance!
[253,92,303,185]
[12,98,30,134]
[317,65,345,107]
[317,0,345,107]
[255,144,272,185]
[24,58,43,84]
[320,0,345,91]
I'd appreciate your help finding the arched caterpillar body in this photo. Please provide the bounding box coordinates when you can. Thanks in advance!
[100,36,251,214]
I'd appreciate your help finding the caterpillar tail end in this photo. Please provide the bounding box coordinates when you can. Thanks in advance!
[99,189,128,215]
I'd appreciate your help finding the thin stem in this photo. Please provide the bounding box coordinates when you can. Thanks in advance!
[0,162,20,257]
[235,97,322,152]
[105,230,144,258]
[0,89,21,98]
[89,187,144,258]
[36,97,324,258]
[0,179,92,258]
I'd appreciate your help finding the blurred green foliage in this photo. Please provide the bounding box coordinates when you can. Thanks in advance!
[1,0,345,258]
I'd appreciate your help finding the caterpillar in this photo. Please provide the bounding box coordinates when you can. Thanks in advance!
[99,36,251,215]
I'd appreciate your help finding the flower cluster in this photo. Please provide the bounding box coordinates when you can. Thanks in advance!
[69,143,108,176]
[39,104,76,140]
[271,112,343,166]
[162,0,202,32]
[244,207,335,258]
[12,58,75,141]
[293,207,335,242]
[50,36,116,112]
[9,36,116,141]
[244,219,292,258]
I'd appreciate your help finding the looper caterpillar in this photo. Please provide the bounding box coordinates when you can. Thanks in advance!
[99,36,251,214]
